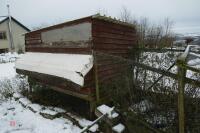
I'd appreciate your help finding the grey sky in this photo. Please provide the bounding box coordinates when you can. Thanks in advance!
[0,0,200,32]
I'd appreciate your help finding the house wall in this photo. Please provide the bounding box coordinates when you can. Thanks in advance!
[0,21,9,50]
[0,19,28,52]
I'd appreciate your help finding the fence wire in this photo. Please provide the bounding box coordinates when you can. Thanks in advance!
[95,50,200,133]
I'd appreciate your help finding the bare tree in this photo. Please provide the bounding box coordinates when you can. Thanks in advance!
[96,8,108,16]
[119,6,137,24]
[137,17,149,48]
[137,17,174,48]
[163,18,175,47]
[163,18,173,36]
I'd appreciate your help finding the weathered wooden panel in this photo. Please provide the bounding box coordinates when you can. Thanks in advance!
[93,32,136,41]
[92,18,137,57]
[25,20,93,53]
[43,40,91,48]
[91,52,131,102]
[92,19,135,32]
[84,68,95,88]
[41,22,92,43]
[94,44,132,51]
[16,69,94,101]
[26,39,42,45]
[93,37,134,45]
[92,26,135,37]
[26,47,92,54]
[26,41,91,48]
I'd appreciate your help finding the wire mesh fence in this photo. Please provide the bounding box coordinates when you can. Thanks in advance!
[95,49,200,133]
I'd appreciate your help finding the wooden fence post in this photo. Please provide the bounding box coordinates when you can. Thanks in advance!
[176,45,191,133]
[94,51,100,102]
[177,59,186,133]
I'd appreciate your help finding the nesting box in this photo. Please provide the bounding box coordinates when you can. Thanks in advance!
[16,14,137,115]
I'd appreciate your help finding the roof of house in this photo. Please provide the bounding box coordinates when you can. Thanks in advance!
[0,16,30,31]
[28,14,135,34]
[16,52,93,86]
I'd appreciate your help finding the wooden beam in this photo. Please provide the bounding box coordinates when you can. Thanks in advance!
[177,63,186,133]
[133,48,185,53]
[185,65,200,73]
[176,45,190,133]
[94,51,100,102]
[16,69,94,101]
[133,47,200,54]
[132,62,200,87]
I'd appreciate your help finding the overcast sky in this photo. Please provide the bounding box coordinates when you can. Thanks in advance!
[0,0,200,33]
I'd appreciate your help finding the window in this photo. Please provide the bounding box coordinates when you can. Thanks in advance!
[0,31,7,40]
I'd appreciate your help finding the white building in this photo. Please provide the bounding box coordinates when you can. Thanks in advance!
[0,17,30,53]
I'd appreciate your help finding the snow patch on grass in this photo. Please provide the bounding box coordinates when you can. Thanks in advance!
[18,98,31,107]
[0,52,19,63]
[0,99,81,133]
[97,104,119,119]
[0,63,16,80]
[112,123,125,133]
[40,109,58,116]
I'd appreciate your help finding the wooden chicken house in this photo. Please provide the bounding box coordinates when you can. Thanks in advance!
[16,14,137,114]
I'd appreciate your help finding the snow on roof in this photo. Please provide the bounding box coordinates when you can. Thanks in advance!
[15,52,93,86]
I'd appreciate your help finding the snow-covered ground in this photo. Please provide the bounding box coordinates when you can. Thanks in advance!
[0,53,98,133]
[0,63,16,79]
[0,99,81,133]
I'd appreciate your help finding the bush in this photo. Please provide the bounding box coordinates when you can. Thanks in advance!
[17,45,25,54]
[0,75,29,100]
[0,79,14,99]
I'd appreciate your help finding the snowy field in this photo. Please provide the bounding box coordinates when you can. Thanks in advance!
[0,53,98,133]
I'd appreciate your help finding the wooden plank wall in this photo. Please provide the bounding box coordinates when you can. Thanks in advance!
[94,52,131,101]
[17,69,95,101]
[83,52,132,102]
[22,17,137,103]
[25,31,92,54]
[92,18,137,57]
[25,18,93,54]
